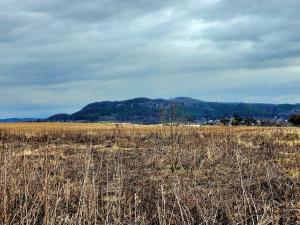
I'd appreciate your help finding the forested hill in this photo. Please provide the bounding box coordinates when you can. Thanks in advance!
[47,97,300,124]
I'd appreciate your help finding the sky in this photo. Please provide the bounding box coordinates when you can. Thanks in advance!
[1,0,300,118]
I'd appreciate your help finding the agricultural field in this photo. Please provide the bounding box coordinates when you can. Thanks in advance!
[0,123,299,224]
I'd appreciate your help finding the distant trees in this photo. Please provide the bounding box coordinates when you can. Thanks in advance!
[289,114,300,126]
[231,114,243,126]
[220,118,230,125]
[243,117,257,126]
[221,114,258,126]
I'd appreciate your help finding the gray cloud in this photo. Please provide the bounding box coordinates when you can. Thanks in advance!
[0,0,300,117]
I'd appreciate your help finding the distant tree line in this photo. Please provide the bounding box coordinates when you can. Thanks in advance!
[219,113,300,127]
[289,114,300,126]
[220,114,259,126]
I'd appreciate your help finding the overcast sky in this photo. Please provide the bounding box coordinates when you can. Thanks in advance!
[1,0,300,118]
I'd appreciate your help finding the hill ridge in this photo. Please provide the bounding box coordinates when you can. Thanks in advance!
[47,97,300,124]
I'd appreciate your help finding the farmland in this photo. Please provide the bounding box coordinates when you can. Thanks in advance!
[0,123,299,224]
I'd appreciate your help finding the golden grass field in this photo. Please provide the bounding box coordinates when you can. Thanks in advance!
[0,123,299,224]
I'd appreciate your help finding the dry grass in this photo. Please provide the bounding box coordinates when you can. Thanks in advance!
[0,123,299,224]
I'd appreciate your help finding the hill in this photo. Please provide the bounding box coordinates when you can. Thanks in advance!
[0,118,38,123]
[47,97,300,124]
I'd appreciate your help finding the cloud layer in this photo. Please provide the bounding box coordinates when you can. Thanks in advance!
[1,0,300,117]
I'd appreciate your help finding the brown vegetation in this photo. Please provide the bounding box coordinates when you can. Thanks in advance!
[0,123,299,224]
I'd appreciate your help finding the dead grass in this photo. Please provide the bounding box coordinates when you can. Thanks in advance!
[0,123,299,224]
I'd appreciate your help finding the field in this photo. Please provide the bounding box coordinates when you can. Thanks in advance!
[0,123,299,224]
